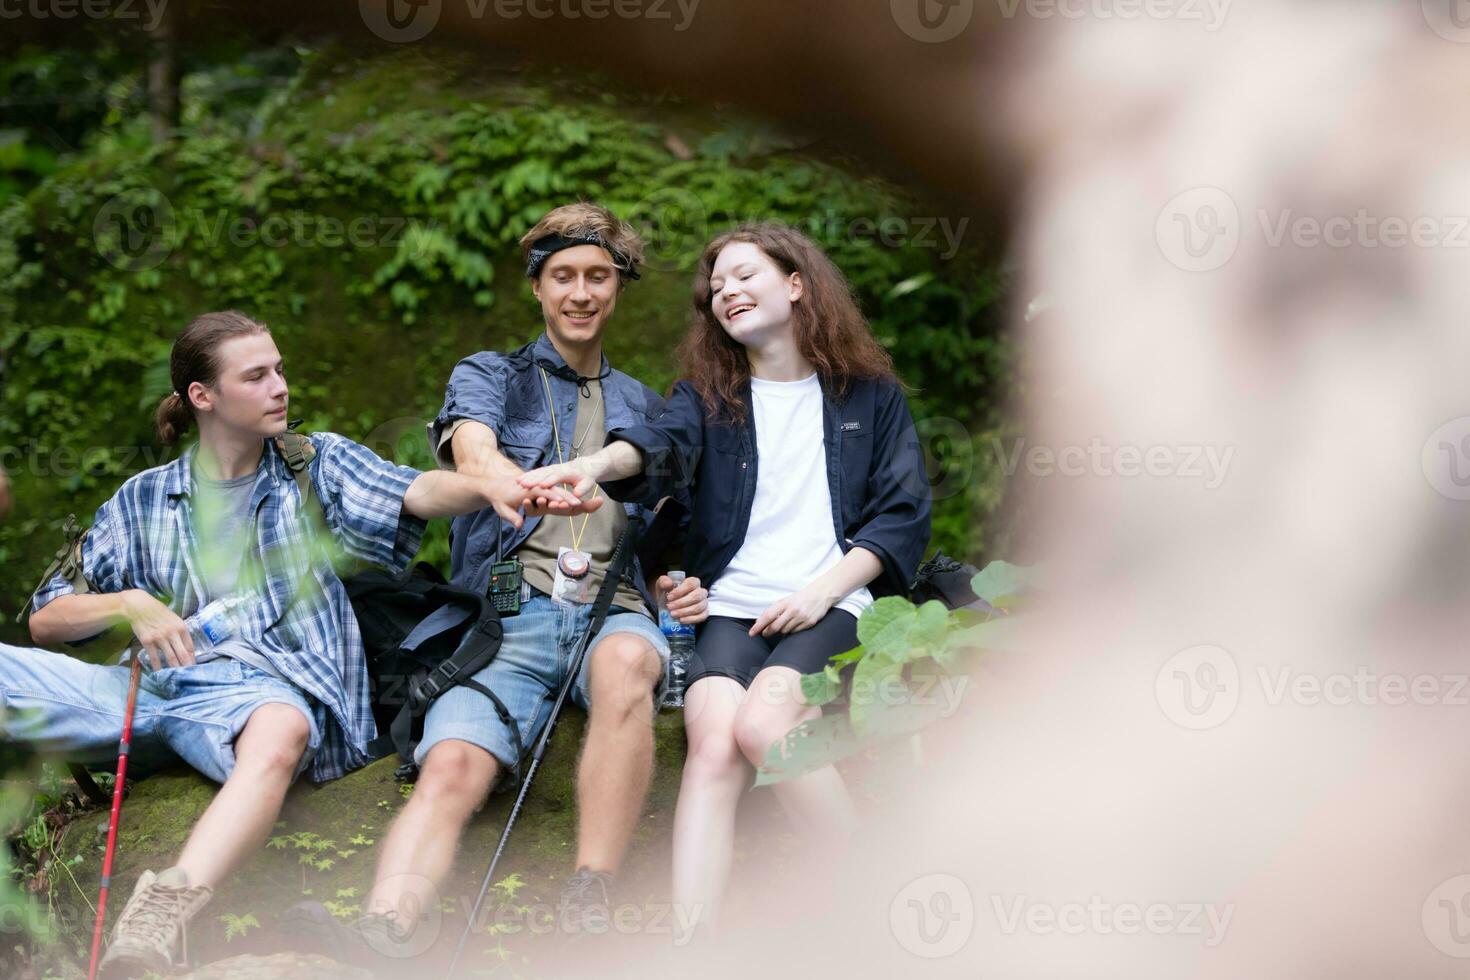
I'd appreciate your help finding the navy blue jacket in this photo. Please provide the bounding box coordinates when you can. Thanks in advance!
[603,376,932,600]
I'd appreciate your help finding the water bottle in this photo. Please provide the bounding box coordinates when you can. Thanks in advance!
[189,594,254,650]
[659,571,696,708]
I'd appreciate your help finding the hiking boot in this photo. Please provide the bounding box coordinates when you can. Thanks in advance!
[97,867,213,979]
[281,900,414,973]
[556,867,614,937]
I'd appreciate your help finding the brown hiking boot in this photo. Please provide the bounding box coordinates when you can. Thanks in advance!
[98,867,213,979]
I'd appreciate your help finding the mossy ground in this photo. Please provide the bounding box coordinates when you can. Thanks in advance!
[18,703,698,977]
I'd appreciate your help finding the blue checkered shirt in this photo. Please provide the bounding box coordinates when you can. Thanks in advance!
[31,433,427,783]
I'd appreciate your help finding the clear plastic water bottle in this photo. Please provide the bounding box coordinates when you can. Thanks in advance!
[659,571,696,708]
[189,594,254,650]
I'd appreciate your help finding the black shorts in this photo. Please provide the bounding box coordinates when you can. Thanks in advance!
[688,610,860,690]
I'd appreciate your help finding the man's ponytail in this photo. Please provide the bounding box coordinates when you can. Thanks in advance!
[154,391,193,446]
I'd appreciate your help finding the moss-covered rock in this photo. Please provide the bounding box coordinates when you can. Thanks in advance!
[29,704,689,976]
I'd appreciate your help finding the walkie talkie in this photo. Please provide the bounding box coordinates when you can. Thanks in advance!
[488,560,523,615]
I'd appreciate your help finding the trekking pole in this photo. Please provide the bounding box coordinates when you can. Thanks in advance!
[446,521,642,979]
[87,652,145,980]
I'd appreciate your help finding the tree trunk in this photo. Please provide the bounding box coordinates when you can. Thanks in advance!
[145,1,181,143]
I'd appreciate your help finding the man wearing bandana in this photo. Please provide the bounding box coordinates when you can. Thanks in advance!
[289,203,711,961]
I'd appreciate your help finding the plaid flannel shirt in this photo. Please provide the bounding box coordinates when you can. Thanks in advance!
[31,433,426,782]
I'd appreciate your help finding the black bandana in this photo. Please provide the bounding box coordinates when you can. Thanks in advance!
[526,232,641,282]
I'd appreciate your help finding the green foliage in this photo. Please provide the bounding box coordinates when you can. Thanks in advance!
[0,44,1012,641]
[217,912,261,942]
[758,560,1035,785]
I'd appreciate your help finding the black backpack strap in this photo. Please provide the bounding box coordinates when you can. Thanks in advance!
[68,763,110,807]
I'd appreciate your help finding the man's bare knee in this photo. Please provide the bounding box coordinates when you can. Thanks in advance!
[236,704,310,774]
[589,635,661,719]
[416,740,498,813]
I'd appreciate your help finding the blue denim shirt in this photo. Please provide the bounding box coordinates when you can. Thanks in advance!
[427,333,668,608]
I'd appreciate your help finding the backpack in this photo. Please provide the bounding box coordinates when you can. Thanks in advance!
[274,429,514,779]
[909,552,995,613]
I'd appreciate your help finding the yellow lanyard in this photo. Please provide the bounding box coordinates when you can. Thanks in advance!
[539,367,601,552]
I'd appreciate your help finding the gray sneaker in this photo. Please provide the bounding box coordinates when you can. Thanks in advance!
[98,867,213,979]
[556,867,614,937]
[281,901,412,973]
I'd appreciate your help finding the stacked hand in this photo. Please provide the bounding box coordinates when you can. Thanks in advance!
[482,472,603,529]
[518,460,599,501]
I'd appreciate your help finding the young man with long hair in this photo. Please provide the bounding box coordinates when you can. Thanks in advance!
[9,310,584,978]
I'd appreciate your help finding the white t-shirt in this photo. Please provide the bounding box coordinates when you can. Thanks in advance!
[706,374,875,621]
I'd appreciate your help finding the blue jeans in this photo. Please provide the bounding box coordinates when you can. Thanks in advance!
[0,644,321,784]
[416,595,669,779]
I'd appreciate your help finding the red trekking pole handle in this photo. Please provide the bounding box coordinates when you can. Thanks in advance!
[87,653,144,980]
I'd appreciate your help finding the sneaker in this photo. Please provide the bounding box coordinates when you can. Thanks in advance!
[98,867,213,979]
[281,900,410,973]
[556,867,614,937]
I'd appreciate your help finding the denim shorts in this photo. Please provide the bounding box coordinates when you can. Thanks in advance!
[416,594,670,779]
[0,644,321,785]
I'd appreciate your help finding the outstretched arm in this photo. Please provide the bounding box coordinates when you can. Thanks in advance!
[402,467,592,526]
[517,441,645,499]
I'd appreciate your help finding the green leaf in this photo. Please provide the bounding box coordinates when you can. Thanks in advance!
[829,644,866,667]
[851,654,905,736]
[799,665,841,707]
[945,616,1023,657]
[756,713,862,786]
[970,561,1040,605]
[856,596,918,658]
[910,600,950,656]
